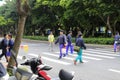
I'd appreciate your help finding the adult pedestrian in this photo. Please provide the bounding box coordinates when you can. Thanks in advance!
[66,31,73,55]
[55,30,67,59]
[74,34,86,65]
[6,34,14,62]
[0,34,7,62]
[48,31,55,51]
[114,32,120,52]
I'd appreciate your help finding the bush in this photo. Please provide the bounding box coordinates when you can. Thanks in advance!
[84,38,114,45]
[23,36,48,41]
[23,36,114,45]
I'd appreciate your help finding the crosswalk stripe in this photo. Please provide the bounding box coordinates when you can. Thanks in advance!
[83,56,102,60]
[71,53,102,60]
[84,53,115,59]
[56,51,102,60]
[86,48,117,54]
[42,52,88,63]
[109,69,120,74]
[28,53,71,65]
[17,47,118,65]
[72,51,115,59]
[84,50,120,57]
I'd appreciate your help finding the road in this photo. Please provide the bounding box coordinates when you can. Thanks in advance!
[1,40,120,80]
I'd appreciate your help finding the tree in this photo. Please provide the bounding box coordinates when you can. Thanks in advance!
[0,0,17,34]
[8,0,30,68]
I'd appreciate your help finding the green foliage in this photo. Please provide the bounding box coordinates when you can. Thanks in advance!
[23,36,114,45]
[0,16,14,26]
[23,36,48,41]
[84,38,114,45]
[1,0,120,37]
[0,16,7,26]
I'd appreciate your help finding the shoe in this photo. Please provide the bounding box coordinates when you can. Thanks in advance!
[63,54,66,57]
[58,56,62,59]
[66,53,68,55]
[74,60,77,65]
[80,61,84,63]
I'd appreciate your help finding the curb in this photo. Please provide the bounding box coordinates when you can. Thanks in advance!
[22,39,113,48]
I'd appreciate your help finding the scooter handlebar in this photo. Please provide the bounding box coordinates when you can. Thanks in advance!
[20,61,29,65]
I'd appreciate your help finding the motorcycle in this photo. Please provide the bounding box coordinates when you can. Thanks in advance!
[21,56,74,80]
[0,50,43,80]
[0,50,74,80]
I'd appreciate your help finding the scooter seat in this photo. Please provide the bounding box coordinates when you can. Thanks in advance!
[59,69,74,80]
[15,68,33,80]
[38,65,52,71]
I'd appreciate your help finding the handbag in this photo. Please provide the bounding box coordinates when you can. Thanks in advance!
[74,46,80,52]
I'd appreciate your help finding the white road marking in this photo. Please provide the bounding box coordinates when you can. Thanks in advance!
[28,53,71,65]
[84,53,115,59]
[56,51,101,60]
[87,48,114,53]
[83,56,102,60]
[84,49,119,57]
[42,52,88,63]
[109,69,120,74]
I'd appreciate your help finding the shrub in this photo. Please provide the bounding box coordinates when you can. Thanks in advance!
[23,36,114,45]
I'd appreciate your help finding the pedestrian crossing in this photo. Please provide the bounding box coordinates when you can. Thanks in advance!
[16,48,120,66]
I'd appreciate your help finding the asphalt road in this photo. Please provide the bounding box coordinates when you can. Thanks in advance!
[1,39,120,80]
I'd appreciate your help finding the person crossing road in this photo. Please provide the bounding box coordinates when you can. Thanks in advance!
[55,30,67,59]
[66,31,73,55]
[74,34,86,65]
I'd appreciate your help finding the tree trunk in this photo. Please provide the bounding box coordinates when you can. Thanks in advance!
[106,15,113,37]
[7,0,30,68]
[8,16,27,67]
[113,20,118,35]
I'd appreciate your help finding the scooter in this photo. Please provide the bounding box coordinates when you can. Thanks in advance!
[0,50,74,80]
[21,56,74,80]
[0,50,43,80]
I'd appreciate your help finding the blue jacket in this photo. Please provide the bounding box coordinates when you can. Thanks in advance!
[55,35,67,45]
[9,39,14,50]
[114,35,120,41]
[76,37,86,49]
[67,34,72,44]
[1,38,14,52]
[1,38,8,50]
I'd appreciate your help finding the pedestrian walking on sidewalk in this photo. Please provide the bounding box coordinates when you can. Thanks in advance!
[6,34,14,62]
[66,31,73,55]
[74,34,86,65]
[48,31,55,51]
[55,30,67,59]
[0,34,7,62]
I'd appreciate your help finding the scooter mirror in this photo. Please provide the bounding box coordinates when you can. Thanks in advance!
[22,56,26,60]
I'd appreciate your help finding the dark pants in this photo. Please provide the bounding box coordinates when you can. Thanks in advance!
[66,43,73,55]
[59,44,64,58]
[0,49,7,62]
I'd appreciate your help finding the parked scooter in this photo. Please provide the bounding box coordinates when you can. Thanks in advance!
[21,56,74,80]
[0,50,43,80]
[0,50,74,80]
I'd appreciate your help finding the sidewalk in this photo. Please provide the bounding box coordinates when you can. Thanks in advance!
[86,44,113,48]
[22,39,113,48]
